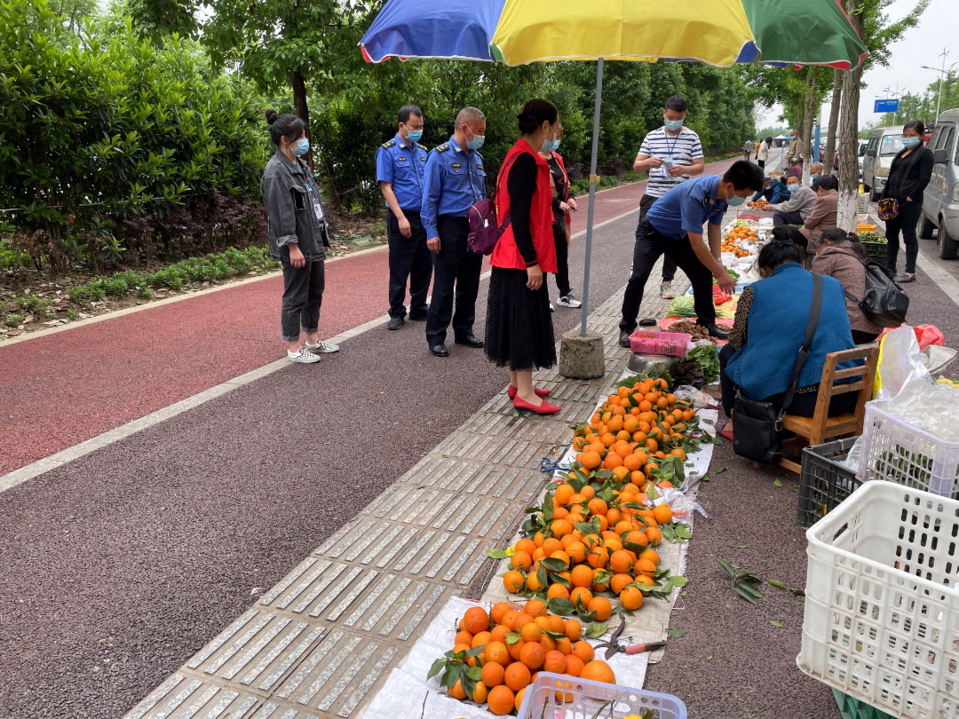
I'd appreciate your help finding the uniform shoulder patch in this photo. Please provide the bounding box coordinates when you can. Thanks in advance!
[381,140,396,149]
[435,143,450,153]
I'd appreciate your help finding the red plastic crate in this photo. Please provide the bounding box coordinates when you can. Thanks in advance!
[629,329,691,357]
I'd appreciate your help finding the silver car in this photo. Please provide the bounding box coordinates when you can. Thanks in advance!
[919,109,959,260]
[862,125,905,202]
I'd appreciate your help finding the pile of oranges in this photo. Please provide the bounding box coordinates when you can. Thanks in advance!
[721,224,758,258]
[499,378,697,608]
[445,602,617,715]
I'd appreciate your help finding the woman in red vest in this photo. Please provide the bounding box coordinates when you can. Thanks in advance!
[485,99,561,414]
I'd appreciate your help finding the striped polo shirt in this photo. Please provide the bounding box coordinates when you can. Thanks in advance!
[639,126,704,198]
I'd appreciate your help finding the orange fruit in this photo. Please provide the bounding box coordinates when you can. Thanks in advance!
[449,678,467,700]
[635,574,654,587]
[485,641,510,667]
[581,659,616,685]
[515,538,537,556]
[550,550,571,568]
[507,637,526,661]
[455,629,473,646]
[586,546,609,569]
[645,526,662,546]
[604,453,623,470]
[504,661,531,691]
[635,558,658,577]
[511,613,535,631]
[490,624,511,644]
[563,619,582,641]
[587,498,608,516]
[548,584,570,600]
[571,564,594,588]
[564,654,585,677]
[452,643,471,658]
[463,607,490,634]
[548,614,565,633]
[520,641,545,670]
[587,596,613,621]
[609,573,633,595]
[555,484,575,506]
[572,640,594,664]
[539,634,556,652]
[567,541,587,563]
[488,685,516,716]
[620,586,644,611]
[624,530,649,549]
[580,451,601,469]
[543,650,567,673]
[511,550,532,572]
[653,503,673,525]
[482,661,505,687]
[552,507,570,520]
[605,508,622,527]
[542,538,563,556]
[579,485,596,500]
[520,622,542,643]
[534,531,547,548]
[526,569,544,593]
[525,599,547,617]
[471,630,492,648]
[555,636,572,655]
[609,550,633,574]
[503,570,525,594]
[491,602,512,625]
[569,587,593,607]
[472,680,488,704]
[640,548,660,565]
[515,687,526,712]
[550,519,573,538]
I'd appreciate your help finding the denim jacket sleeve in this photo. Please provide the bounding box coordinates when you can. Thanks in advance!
[261,166,299,248]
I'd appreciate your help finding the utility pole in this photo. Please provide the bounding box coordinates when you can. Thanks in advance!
[921,49,956,121]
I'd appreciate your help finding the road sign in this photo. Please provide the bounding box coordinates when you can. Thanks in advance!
[875,98,900,113]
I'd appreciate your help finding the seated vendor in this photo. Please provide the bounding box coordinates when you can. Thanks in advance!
[797,175,839,250]
[718,228,860,432]
[767,173,817,227]
[812,228,883,345]
[750,176,790,206]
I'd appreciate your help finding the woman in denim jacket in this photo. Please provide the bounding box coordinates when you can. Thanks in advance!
[261,109,339,363]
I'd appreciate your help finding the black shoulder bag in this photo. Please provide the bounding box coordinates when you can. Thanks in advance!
[844,262,909,329]
[732,273,823,464]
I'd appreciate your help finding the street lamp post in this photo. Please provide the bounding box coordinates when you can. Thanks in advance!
[921,49,955,121]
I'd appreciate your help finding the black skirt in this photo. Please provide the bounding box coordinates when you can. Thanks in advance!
[484,267,557,371]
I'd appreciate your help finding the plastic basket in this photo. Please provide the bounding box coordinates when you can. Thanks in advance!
[860,241,887,263]
[516,672,687,719]
[797,438,864,528]
[797,481,959,717]
[833,688,897,719]
[860,400,959,498]
[629,330,691,357]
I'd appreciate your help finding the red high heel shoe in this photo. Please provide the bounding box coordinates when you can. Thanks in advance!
[507,385,551,399]
[513,396,561,414]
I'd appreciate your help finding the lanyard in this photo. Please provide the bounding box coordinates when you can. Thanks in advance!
[664,129,681,158]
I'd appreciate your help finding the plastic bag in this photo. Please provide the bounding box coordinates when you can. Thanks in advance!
[673,385,720,410]
[874,326,936,400]
[885,380,959,442]
[645,487,708,520]
[879,324,945,351]
[840,436,863,473]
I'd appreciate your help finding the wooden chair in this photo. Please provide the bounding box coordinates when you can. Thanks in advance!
[776,346,879,473]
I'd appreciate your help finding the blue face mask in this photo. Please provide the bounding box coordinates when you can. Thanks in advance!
[404,126,423,143]
[664,119,684,132]
[902,137,920,148]
[811,173,819,180]
[292,138,310,156]
[550,139,561,152]
[727,194,746,207]
[466,128,485,151]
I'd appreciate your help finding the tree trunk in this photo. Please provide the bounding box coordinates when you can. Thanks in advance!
[824,69,842,175]
[801,67,818,183]
[837,0,864,231]
[291,69,312,166]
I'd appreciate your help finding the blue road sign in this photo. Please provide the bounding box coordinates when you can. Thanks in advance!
[875,98,900,113]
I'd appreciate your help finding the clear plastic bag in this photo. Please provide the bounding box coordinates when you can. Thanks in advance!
[885,380,959,442]
[874,326,936,401]
[840,436,863,473]
[673,385,719,410]
[646,487,709,520]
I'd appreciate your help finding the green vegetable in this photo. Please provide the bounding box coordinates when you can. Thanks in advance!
[683,344,720,384]
[859,231,887,244]
[666,295,697,318]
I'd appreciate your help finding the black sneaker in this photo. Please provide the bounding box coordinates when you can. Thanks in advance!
[618,330,631,348]
[386,316,405,330]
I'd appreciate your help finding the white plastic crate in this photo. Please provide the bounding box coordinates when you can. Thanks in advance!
[860,400,959,499]
[798,481,959,718]
[517,671,687,719]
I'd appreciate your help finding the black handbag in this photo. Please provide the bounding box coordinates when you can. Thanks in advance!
[844,262,909,329]
[732,273,823,464]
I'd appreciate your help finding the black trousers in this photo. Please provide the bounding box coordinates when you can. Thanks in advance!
[387,210,432,319]
[426,215,483,346]
[280,259,325,341]
[552,226,571,297]
[639,193,676,282]
[619,219,715,333]
[851,329,881,344]
[718,343,858,418]
[758,159,765,171]
[885,198,922,275]
[773,209,805,226]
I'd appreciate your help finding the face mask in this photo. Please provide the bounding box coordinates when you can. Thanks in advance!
[727,195,746,207]
[405,127,423,143]
[787,184,798,193]
[292,138,309,156]
[550,139,561,152]
[465,127,485,151]
[810,173,819,181]
[664,119,684,132]
[540,126,556,153]
[902,137,920,148]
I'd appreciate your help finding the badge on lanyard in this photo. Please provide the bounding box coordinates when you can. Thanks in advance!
[305,180,325,222]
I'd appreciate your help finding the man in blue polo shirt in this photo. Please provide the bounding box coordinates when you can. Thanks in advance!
[421,106,487,357]
[376,104,431,331]
[618,160,765,347]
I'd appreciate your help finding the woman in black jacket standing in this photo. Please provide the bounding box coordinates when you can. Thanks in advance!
[883,119,934,283]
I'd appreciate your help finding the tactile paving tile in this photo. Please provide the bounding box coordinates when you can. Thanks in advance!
[125,673,261,719]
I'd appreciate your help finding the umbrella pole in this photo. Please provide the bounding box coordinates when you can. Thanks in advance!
[580,58,604,337]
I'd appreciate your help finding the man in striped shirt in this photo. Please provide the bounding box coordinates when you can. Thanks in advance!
[631,96,705,300]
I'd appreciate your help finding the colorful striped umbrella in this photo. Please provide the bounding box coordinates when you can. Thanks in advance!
[360,0,867,339]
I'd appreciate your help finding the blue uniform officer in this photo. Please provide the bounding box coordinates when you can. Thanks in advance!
[421,106,488,357]
[376,104,432,330]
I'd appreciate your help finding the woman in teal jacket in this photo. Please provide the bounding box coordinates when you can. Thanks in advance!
[719,228,860,426]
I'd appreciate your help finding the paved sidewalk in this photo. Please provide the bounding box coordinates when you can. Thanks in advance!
[123,268,681,719]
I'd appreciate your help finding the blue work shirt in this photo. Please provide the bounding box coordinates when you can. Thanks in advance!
[375,133,429,213]
[421,136,487,239]
[647,174,728,240]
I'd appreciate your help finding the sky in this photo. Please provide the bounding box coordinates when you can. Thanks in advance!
[757,0,955,132]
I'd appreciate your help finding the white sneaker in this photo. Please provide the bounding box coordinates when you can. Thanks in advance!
[660,281,676,299]
[306,340,340,354]
[288,349,320,363]
[557,293,582,308]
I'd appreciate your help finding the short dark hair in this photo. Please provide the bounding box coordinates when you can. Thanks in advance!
[820,228,867,260]
[265,110,306,147]
[517,99,558,135]
[904,119,925,136]
[759,227,803,271]
[812,174,838,191]
[721,160,765,192]
[398,105,423,125]
[765,136,773,145]
[785,172,802,182]
[664,95,687,113]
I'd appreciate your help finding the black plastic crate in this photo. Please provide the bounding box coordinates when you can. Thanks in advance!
[860,241,886,263]
[797,437,863,527]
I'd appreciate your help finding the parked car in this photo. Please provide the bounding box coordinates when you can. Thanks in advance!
[918,110,959,260]
[862,125,905,202]
[858,140,867,181]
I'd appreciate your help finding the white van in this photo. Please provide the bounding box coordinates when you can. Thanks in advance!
[918,109,959,260]
[862,125,905,202]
